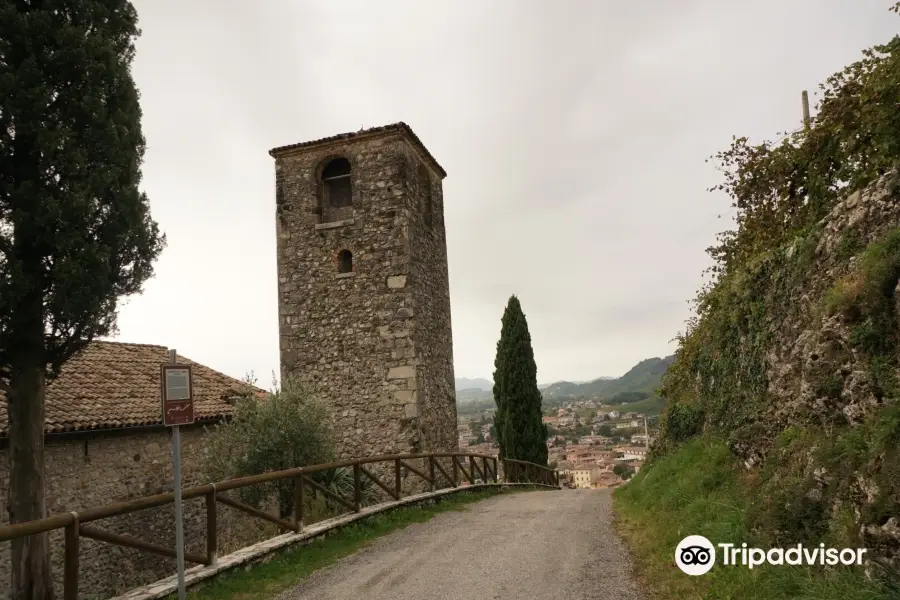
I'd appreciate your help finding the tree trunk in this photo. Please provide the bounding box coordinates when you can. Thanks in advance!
[8,361,54,600]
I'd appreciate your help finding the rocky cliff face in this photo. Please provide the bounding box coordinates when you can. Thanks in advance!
[660,173,900,565]
[768,176,900,427]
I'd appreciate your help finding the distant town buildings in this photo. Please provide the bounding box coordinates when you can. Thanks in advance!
[458,394,657,489]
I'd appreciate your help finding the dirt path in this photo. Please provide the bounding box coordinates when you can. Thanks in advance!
[277,488,646,600]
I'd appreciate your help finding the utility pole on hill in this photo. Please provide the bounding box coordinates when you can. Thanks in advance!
[802,90,812,131]
[644,416,649,448]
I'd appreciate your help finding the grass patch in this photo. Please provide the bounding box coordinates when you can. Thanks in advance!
[576,406,598,421]
[613,436,895,600]
[179,488,517,600]
[617,395,665,416]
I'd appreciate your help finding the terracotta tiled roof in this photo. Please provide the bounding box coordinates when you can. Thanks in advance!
[572,463,598,471]
[268,122,447,179]
[0,341,262,436]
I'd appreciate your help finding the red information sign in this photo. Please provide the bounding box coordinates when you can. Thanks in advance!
[161,364,194,426]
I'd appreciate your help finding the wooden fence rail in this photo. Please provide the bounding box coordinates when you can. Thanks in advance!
[0,451,558,600]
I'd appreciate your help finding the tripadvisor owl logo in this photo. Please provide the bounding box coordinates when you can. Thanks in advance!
[675,535,716,575]
[675,535,869,575]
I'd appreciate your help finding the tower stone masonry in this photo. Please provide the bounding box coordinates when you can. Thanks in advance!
[270,123,458,460]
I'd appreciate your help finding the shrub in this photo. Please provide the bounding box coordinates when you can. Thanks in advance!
[660,403,705,444]
[202,377,336,517]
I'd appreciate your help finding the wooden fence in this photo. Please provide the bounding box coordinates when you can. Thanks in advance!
[0,451,558,600]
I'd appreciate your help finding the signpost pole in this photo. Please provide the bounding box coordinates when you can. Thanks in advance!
[168,349,187,600]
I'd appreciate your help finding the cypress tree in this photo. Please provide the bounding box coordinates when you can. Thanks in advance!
[492,296,548,475]
[1,3,164,597]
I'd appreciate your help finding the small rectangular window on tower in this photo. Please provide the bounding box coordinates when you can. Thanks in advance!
[326,175,352,208]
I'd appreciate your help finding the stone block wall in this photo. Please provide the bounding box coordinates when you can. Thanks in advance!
[273,125,458,462]
[0,427,275,600]
[404,146,458,452]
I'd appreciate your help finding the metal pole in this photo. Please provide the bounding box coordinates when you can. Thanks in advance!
[169,348,186,600]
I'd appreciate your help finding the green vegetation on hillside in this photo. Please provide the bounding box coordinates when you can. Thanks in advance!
[457,395,496,416]
[611,395,664,416]
[614,437,895,600]
[457,354,672,416]
[543,356,673,399]
[618,8,900,597]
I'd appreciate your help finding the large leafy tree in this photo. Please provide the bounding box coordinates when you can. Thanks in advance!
[492,295,548,474]
[0,2,164,597]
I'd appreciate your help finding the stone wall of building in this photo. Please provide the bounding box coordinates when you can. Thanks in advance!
[273,126,458,464]
[0,427,276,600]
[404,147,458,453]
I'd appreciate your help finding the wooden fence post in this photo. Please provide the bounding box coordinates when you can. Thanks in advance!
[493,457,499,483]
[428,456,436,492]
[394,458,402,499]
[206,486,217,565]
[353,462,362,512]
[451,455,458,486]
[294,474,305,529]
[64,513,79,600]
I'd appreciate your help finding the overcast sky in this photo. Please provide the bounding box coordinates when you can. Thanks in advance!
[113,0,898,385]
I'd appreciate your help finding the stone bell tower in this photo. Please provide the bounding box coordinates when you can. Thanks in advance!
[269,123,457,459]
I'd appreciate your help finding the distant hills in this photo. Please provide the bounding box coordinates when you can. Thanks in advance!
[454,355,674,407]
[540,356,674,399]
[454,377,493,391]
[454,377,612,393]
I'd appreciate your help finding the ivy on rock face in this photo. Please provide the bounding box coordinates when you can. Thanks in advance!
[662,4,900,442]
[706,21,900,278]
[655,4,900,553]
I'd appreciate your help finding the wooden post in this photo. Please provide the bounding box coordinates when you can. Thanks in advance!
[482,457,488,484]
[353,462,362,512]
[802,90,811,131]
[493,457,498,483]
[451,455,458,486]
[294,475,305,529]
[64,513,79,600]
[428,456,436,492]
[394,458,402,499]
[206,487,217,565]
[469,456,476,483]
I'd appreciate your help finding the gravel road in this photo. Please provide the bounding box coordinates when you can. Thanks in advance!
[277,488,646,600]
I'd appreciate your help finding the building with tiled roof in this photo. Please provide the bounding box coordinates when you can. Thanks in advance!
[0,341,259,436]
[0,341,268,598]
